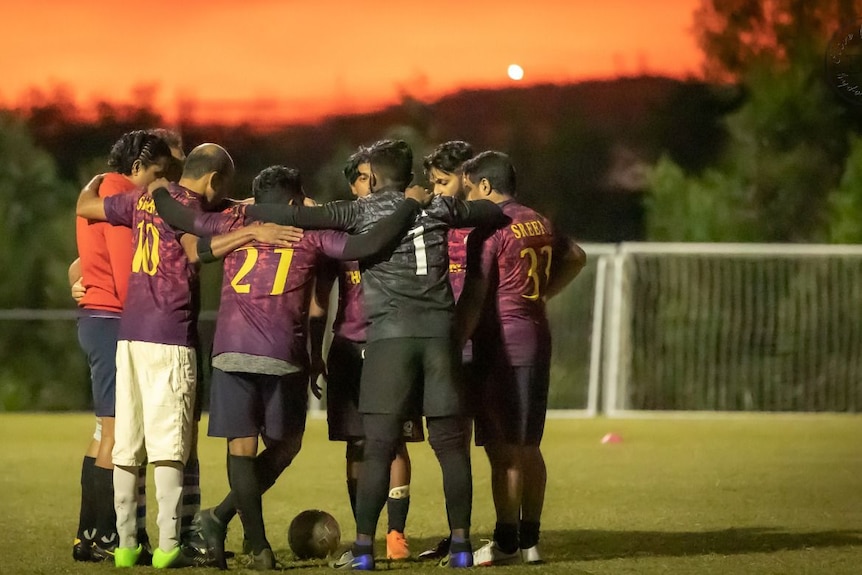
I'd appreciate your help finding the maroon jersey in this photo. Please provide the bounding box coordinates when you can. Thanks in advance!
[333,261,367,343]
[197,206,350,369]
[103,183,202,347]
[447,227,471,302]
[448,227,473,361]
[470,200,554,366]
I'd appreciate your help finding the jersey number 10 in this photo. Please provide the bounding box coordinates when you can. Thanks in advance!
[132,221,160,276]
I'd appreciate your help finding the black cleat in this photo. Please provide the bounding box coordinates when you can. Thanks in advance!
[190,509,228,569]
[250,547,276,571]
[90,540,117,562]
[72,538,93,562]
[418,536,451,561]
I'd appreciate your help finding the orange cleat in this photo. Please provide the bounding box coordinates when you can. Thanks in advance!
[386,530,410,560]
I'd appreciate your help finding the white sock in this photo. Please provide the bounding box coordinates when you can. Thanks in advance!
[113,466,139,549]
[153,462,184,552]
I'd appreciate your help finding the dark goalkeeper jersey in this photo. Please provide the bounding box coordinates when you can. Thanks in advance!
[243,187,506,342]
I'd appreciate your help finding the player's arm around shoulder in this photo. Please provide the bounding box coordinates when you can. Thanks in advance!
[544,235,587,300]
[441,195,508,229]
[76,174,108,221]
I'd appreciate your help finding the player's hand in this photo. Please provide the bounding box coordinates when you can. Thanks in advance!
[405,185,434,207]
[147,177,171,195]
[308,354,327,400]
[84,173,106,195]
[303,195,318,207]
[251,222,303,246]
[71,277,85,303]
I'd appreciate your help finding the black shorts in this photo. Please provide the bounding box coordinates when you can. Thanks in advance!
[359,337,462,418]
[327,337,424,442]
[474,362,550,447]
[77,314,120,418]
[207,368,308,441]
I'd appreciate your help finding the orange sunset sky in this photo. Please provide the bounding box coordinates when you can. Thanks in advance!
[2,0,703,124]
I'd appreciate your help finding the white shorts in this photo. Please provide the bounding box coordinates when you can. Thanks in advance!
[112,340,197,467]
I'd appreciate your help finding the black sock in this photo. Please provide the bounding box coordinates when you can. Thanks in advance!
[387,495,409,533]
[493,522,519,554]
[136,463,148,544]
[519,520,540,549]
[347,478,358,520]
[449,535,472,554]
[92,465,117,547]
[77,456,97,542]
[214,446,293,526]
[180,456,201,538]
[351,542,373,557]
[228,455,268,554]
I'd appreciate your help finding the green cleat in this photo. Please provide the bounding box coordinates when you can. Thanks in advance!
[152,546,181,569]
[114,544,142,568]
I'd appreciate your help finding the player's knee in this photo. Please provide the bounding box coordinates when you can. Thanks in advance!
[268,434,303,468]
[427,417,467,455]
[364,437,399,464]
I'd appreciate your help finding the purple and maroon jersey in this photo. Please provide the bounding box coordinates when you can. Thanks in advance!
[332,260,367,343]
[196,205,350,368]
[470,200,554,366]
[448,227,474,361]
[103,183,202,347]
[447,227,471,302]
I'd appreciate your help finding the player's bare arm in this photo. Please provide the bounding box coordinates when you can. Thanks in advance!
[544,237,587,300]
[75,174,108,221]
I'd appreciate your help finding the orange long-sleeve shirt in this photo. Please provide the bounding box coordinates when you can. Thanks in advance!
[75,173,137,313]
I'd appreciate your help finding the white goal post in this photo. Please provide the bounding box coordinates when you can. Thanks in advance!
[603,243,862,416]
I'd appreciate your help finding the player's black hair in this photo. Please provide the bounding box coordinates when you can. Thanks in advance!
[422,140,474,176]
[461,150,517,194]
[252,165,304,204]
[368,139,413,191]
[343,146,371,184]
[106,130,173,176]
[147,128,185,182]
[181,144,235,181]
[147,128,184,152]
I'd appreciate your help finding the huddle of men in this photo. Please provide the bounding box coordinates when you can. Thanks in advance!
[71,131,586,571]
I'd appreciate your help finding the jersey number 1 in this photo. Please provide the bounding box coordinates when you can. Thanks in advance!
[408,225,427,276]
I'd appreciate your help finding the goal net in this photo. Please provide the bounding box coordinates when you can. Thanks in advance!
[605,243,862,414]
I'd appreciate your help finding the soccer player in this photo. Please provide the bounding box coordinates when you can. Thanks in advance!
[72,131,176,563]
[455,151,586,566]
[76,143,298,568]
[153,139,508,570]
[321,147,423,561]
[164,164,430,570]
[417,140,476,562]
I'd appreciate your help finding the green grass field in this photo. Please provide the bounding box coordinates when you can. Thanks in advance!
[1,413,860,574]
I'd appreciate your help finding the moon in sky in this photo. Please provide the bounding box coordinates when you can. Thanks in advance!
[507,64,524,81]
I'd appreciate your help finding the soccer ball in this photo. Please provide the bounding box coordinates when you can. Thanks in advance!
[287,509,341,559]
